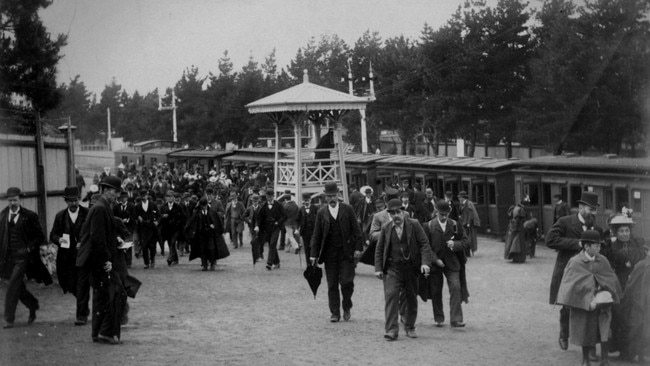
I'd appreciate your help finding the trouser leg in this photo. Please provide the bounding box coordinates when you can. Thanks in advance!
[383,268,401,335]
[431,270,444,323]
[340,259,355,312]
[325,260,341,316]
[446,271,463,323]
[4,259,35,323]
[267,229,280,266]
[76,266,91,319]
[302,234,312,264]
[166,232,178,263]
[560,306,570,340]
[402,266,418,330]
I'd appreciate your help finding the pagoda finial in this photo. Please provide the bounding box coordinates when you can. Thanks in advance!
[303,69,309,83]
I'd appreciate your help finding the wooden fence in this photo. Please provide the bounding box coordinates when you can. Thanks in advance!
[0,131,73,235]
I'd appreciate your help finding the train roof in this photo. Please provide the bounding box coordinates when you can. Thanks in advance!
[167,149,233,158]
[515,155,650,174]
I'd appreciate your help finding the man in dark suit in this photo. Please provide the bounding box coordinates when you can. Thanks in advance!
[113,191,134,267]
[297,192,318,265]
[159,190,185,266]
[310,182,364,322]
[444,191,460,222]
[423,200,470,328]
[76,176,123,344]
[243,194,261,259]
[50,186,90,325]
[186,197,226,271]
[0,187,46,329]
[134,190,159,269]
[374,199,432,341]
[348,183,364,209]
[225,192,246,248]
[546,191,602,352]
[255,189,287,270]
[552,194,570,224]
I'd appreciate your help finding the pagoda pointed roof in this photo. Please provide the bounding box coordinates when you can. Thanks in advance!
[246,70,369,114]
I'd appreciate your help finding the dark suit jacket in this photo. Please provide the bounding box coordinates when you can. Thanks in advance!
[297,204,319,240]
[134,200,160,244]
[77,196,118,269]
[423,218,469,272]
[113,202,134,229]
[50,206,88,292]
[374,217,433,273]
[0,206,50,284]
[545,214,602,304]
[0,206,45,264]
[160,202,185,234]
[310,203,363,264]
[553,202,570,223]
[256,200,286,236]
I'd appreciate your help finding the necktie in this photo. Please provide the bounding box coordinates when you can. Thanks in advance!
[9,213,17,224]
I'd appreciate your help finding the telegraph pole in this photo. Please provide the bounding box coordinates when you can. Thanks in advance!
[159,88,178,142]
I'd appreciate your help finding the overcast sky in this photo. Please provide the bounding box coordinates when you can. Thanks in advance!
[41,0,513,96]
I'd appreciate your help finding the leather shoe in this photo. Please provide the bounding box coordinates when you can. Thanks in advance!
[343,310,351,322]
[558,337,568,351]
[74,317,88,326]
[201,266,207,271]
[451,321,465,328]
[3,322,14,329]
[435,321,444,327]
[97,334,120,345]
[210,264,216,271]
[143,265,149,269]
[28,307,37,324]
[384,333,398,341]
[330,314,340,323]
[588,349,598,361]
[405,329,418,338]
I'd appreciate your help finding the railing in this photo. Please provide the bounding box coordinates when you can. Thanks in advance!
[79,144,109,151]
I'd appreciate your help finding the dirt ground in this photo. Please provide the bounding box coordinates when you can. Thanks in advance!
[0,232,641,366]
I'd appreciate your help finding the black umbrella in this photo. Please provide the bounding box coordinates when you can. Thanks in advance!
[124,275,142,299]
[251,237,260,265]
[358,241,376,266]
[303,264,323,299]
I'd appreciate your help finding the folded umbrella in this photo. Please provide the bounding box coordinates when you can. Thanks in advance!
[303,264,323,299]
[124,275,142,299]
[251,237,260,265]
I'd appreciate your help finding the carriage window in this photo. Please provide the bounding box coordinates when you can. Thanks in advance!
[604,188,614,210]
[488,183,496,205]
[632,191,642,213]
[542,183,551,205]
[473,183,485,205]
[461,181,470,194]
[524,183,539,205]
[570,185,583,208]
[615,187,629,212]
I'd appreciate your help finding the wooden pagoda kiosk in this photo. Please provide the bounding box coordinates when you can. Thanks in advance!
[245,70,371,203]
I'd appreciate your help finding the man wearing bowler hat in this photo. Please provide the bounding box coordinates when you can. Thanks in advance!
[0,187,46,329]
[76,176,123,344]
[134,189,160,269]
[310,182,364,322]
[50,186,90,325]
[546,191,603,354]
[375,198,433,340]
[422,200,470,328]
[113,191,134,267]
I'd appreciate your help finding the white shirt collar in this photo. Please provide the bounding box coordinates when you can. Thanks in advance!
[584,251,596,262]
[68,209,79,223]
[142,200,149,211]
[328,203,339,219]
[438,218,447,231]
[8,207,20,222]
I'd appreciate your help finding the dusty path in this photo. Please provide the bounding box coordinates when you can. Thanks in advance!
[0,234,634,365]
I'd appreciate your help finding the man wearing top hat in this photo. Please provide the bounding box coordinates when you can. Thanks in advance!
[375,198,433,340]
[224,192,246,249]
[0,187,47,329]
[50,186,90,325]
[310,182,364,322]
[159,190,185,265]
[134,189,160,269]
[255,188,287,270]
[76,176,123,344]
[297,192,319,264]
[546,191,603,353]
[422,200,470,328]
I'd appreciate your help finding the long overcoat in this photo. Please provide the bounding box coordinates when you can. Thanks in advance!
[546,214,602,304]
[374,217,433,274]
[50,206,88,294]
[185,209,229,261]
[310,203,363,264]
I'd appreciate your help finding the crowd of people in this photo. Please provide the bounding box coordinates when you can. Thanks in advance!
[0,161,647,361]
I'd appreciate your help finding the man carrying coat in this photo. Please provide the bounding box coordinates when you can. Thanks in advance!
[374,198,432,341]
[76,176,124,344]
[0,187,48,329]
[310,182,363,322]
[546,191,602,353]
[423,200,470,328]
[50,186,90,325]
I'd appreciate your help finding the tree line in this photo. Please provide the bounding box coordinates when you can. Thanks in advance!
[3,0,649,156]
